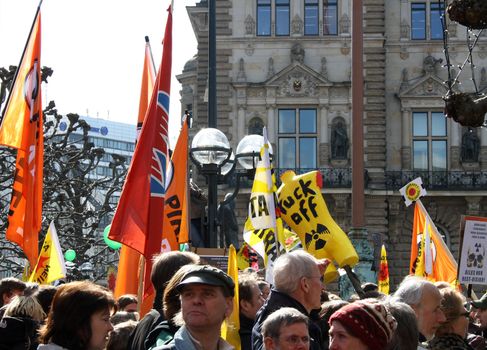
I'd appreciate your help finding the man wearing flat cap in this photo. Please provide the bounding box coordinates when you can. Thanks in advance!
[469,293,487,348]
[154,264,235,350]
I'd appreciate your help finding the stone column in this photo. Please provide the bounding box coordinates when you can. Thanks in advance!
[237,106,246,142]
[466,196,482,216]
[451,120,461,169]
[480,126,487,169]
[401,108,411,169]
[267,106,276,144]
[320,106,330,166]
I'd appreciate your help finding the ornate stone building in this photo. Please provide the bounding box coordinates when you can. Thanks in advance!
[177,0,487,290]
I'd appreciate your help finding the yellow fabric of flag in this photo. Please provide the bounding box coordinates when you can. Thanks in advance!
[221,245,241,350]
[378,244,390,294]
[410,201,458,284]
[28,222,66,284]
[243,127,285,283]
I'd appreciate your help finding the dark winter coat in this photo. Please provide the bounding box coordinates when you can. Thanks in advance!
[0,316,40,350]
[428,333,475,350]
[251,289,324,350]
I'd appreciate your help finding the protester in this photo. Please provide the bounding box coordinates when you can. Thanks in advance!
[252,250,329,350]
[110,310,139,325]
[469,292,487,349]
[258,279,271,301]
[328,300,397,350]
[152,264,235,350]
[37,280,115,350]
[0,277,26,318]
[116,294,138,312]
[146,264,198,349]
[34,285,57,316]
[428,287,475,350]
[238,272,265,350]
[318,299,349,349]
[389,276,446,348]
[106,320,138,350]
[0,295,45,350]
[128,251,200,350]
[261,307,310,350]
[384,301,419,350]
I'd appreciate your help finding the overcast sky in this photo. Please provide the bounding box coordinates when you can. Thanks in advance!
[0,0,198,143]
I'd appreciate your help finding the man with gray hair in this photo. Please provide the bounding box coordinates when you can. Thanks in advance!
[252,250,329,350]
[389,276,446,349]
[262,307,310,350]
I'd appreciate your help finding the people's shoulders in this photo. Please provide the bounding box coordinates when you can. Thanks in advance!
[37,344,69,350]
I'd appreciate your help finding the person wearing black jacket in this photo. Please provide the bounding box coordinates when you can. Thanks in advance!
[251,250,329,350]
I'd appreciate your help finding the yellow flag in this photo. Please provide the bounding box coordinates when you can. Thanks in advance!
[243,127,285,283]
[28,222,66,284]
[221,245,241,350]
[378,245,390,294]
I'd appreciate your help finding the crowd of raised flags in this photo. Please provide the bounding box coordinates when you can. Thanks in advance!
[0,2,468,335]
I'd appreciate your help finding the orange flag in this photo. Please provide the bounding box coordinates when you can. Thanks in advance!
[410,201,458,284]
[163,115,189,246]
[114,37,156,299]
[0,7,43,269]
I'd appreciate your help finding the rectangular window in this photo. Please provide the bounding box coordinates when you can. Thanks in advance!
[276,0,290,36]
[411,3,426,39]
[412,111,448,171]
[305,0,319,35]
[430,2,445,40]
[257,0,271,36]
[278,108,317,169]
[323,0,338,35]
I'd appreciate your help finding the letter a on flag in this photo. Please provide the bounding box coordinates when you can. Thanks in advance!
[0,6,43,269]
[28,222,66,285]
[109,6,173,297]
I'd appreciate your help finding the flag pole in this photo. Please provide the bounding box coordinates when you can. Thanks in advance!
[1,0,43,123]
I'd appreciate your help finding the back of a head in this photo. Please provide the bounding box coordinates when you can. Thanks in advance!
[116,294,138,311]
[35,285,57,316]
[261,307,309,339]
[110,310,139,325]
[39,280,115,349]
[390,276,435,307]
[0,277,26,307]
[106,320,138,350]
[385,301,419,350]
[238,271,260,304]
[4,295,46,322]
[435,287,466,337]
[163,264,200,322]
[273,250,318,294]
[151,251,200,291]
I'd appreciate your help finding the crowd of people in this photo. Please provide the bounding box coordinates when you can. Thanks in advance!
[0,249,486,350]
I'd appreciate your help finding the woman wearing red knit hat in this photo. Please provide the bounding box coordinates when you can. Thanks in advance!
[328,300,397,350]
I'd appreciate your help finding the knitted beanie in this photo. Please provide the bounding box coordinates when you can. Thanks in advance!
[328,300,397,350]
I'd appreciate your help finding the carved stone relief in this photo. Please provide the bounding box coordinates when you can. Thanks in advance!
[267,57,275,79]
[247,88,265,98]
[291,15,303,35]
[340,42,350,55]
[291,43,305,64]
[245,15,255,35]
[400,46,409,60]
[321,57,328,80]
[400,19,410,39]
[245,42,254,56]
[278,72,317,97]
[237,58,247,82]
[339,14,350,34]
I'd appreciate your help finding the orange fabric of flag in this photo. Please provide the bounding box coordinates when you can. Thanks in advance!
[410,201,458,284]
[0,10,43,269]
[114,37,156,299]
[109,6,173,298]
[163,116,189,246]
[137,37,156,140]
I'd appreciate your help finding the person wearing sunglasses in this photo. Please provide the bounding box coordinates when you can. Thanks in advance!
[428,287,475,350]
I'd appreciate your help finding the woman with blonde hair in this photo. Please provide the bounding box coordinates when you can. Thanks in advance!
[428,287,473,350]
[0,295,46,350]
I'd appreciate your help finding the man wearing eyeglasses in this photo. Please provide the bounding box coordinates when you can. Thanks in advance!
[251,250,329,350]
[262,308,310,350]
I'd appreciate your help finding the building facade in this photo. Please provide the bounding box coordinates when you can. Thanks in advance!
[178,0,487,289]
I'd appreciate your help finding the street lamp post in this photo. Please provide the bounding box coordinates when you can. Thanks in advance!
[190,130,271,247]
